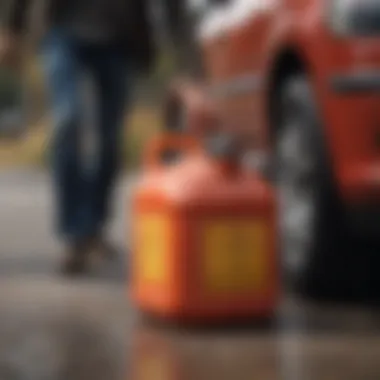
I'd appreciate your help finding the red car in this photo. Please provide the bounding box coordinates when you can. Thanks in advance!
[164,0,380,301]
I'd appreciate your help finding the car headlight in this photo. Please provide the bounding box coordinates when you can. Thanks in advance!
[329,0,380,36]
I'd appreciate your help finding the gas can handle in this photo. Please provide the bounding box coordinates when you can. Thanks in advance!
[144,133,202,169]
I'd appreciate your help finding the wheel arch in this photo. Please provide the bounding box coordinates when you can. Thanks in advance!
[266,46,312,144]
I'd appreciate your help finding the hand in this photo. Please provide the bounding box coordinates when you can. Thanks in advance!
[0,31,21,69]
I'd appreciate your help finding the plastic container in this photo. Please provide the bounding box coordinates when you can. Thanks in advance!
[130,133,279,323]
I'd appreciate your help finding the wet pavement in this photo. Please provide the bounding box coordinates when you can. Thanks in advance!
[0,170,379,380]
[132,302,380,380]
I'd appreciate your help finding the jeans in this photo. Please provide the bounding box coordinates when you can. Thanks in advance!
[40,29,132,240]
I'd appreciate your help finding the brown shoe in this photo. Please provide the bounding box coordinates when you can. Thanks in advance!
[90,234,118,260]
[61,239,92,276]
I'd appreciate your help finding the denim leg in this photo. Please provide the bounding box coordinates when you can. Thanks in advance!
[88,50,132,231]
[40,32,84,239]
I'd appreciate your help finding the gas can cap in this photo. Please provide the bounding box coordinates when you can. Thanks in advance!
[205,133,240,160]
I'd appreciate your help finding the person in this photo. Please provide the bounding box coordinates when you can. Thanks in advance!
[0,0,187,275]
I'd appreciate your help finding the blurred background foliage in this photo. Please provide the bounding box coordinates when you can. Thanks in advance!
[0,0,203,168]
[0,68,22,109]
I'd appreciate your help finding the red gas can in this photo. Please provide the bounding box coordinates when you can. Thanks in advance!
[130,134,279,323]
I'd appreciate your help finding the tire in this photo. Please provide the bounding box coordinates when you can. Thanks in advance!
[274,75,365,302]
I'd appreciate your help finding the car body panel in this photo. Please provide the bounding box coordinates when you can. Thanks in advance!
[169,0,380,205]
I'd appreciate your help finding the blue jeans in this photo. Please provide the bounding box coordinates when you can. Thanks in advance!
[40,30,132,240]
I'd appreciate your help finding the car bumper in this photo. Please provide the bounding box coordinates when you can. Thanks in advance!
[338,164,380,236]
[346,204,380,237]
[339,164,380,203]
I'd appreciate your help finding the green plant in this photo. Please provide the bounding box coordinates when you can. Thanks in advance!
[0,68,23,109]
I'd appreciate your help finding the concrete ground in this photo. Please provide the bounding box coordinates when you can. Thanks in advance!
[0,169,379,380]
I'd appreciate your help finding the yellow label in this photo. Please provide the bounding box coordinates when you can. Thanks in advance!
[137,354,171,380]
[136,214,170,285]
[202,220,268,293]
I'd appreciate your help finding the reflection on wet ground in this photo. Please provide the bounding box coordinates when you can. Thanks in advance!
[1,278,379,380]
[131,299,380,380]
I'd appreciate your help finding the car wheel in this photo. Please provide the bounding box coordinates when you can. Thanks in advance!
[275,75,357,301]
